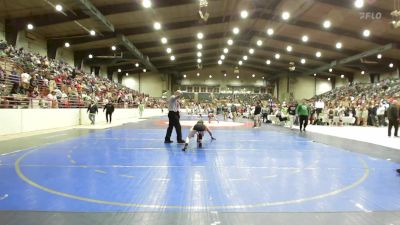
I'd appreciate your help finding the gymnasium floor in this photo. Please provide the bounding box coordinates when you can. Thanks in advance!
[0,115,400,225]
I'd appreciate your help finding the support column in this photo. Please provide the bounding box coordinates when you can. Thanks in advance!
[5,20,18,46]
[74,52,85,69]
[107,67,114,80]
[47,40,62,59]
[330,77,336,90]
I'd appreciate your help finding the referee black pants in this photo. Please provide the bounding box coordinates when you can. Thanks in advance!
[165,111,183,141]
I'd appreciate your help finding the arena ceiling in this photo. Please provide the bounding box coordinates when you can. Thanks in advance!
[2,0,400,79]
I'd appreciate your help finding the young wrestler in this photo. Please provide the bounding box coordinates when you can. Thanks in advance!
[182,120,216,151]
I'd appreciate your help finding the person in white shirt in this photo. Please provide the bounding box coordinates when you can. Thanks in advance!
[315,99,325,119]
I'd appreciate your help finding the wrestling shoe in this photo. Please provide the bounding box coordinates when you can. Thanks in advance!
[182,143,188,151]
[198,142,203,148]
[164,140,173,143]
[177,140,186,144]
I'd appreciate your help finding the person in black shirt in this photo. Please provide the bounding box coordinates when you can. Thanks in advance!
[253,102,262,128]
[87,101,98,125]
[387,100,399,137]
[103,101,115,123]
[182,120,216,151]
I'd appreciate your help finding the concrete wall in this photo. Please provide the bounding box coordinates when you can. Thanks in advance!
[55,47,74,66]
[290,76,315,100]
[381,70,399,80]
[0,108,164,135]
[335,77,348,88]
[316,79,332,95]
[0,19,5,41]
[179,66,267,91]
[354,72,370,84]
[122,72,165,97]
[16,30,47,56]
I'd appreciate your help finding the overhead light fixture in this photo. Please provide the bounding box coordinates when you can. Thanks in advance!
[341,74,345,78]
[90,30,96,36]
[329,68,333,72]
[224,73,227,77]
[143,69,147,73]
[183,74,187,78]
[286,45,293,52]
[209,75,212,78]
[300,58,306,64]
[362,29,370,37]
[170,55,175,61]
[88,54,93,59]
[302,35,309,42]
[197,32,204,39]
[267,28,274,36]
[328,77,331,81]
[377,54,382,59]
[166,47,172,53]
[126,73,129,76]
[161,37,168,44]
[27,23,34,30]
[282,11,290,20]
[197,58,202,63]
[64,42,70,48]
[389,63,394,68]
[275,53,280,59]
[118,69,122,73]
[233,27,240,35]
[236,75,240,79]
[243,55,248,60]
[197,52,202,57]
[354,0,364,8]
[240,10,248,19]
[266,60,271,65]
[153,22,161,30]
[336,42,342,49]
[262,77,264,79]
[361,71,365,75]
[316,51,322,58]
[135,63,139,67]
[238,60,243,65]
[111,45,116,51]
[313,73,317,76]
[223,48,229,53]
[323,20,331,29]
[142,0,152,8]
[197,43,203,49]
[55,4,63,12]
[218,60,223,65]
[257,40,263,46]
[252,74,255,78]
[249,48,255,54]
[220,55,225,60]
[227,39,233,45]
[197,73,200,76]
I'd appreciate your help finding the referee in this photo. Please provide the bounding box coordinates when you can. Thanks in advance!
[164,90,185,144]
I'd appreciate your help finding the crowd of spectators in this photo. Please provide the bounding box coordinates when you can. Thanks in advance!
[0,40,164,109]
[258,79,400,128]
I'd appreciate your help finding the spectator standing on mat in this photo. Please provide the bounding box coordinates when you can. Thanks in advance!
[103,101,114,124]
[164,90,185,144]
[387,99,399,137]
[296,100,310,132]
[138,101,145,118]
[253,101,262,128]
[87,101,98,125]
